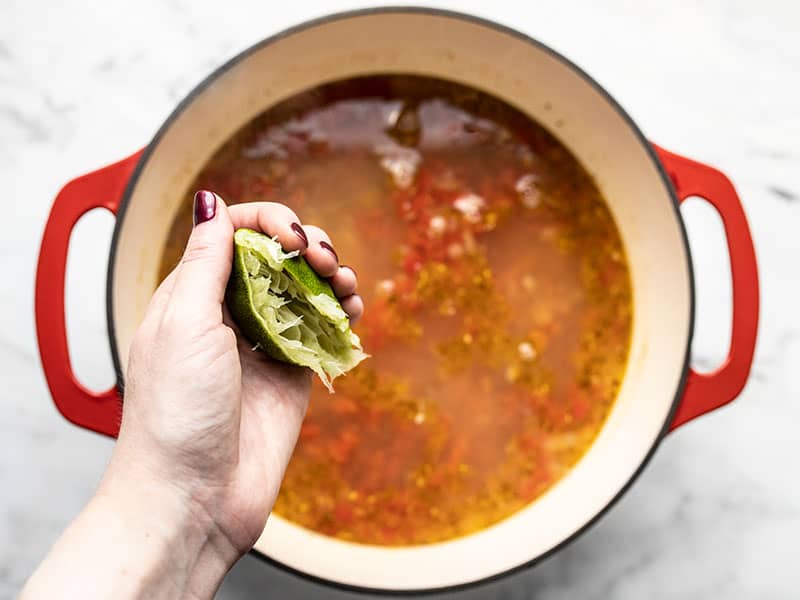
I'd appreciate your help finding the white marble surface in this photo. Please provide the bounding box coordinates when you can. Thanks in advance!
[2,0,798,598]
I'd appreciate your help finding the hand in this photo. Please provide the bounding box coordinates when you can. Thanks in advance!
[22,191,363,599]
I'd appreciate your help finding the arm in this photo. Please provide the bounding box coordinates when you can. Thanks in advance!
[22,192,363,599]
[21,464,236,600]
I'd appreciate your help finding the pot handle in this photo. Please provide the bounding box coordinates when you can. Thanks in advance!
[652,145,759,430]
[35,151,143,438]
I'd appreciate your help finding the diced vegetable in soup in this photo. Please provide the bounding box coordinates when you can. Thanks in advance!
[159,76,632,546]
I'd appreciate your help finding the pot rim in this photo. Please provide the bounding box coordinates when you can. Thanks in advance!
[106,6,696,595]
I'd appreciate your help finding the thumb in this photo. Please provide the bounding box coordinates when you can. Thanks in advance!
[170,190,234,324]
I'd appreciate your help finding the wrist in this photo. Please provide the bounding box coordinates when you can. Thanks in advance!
[95,456,241,598]
[21,459,241,600]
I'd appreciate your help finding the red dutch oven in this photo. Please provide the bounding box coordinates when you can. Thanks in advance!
[35,8,759,594]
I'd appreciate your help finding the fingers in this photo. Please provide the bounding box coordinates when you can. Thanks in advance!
[302,226,364,322]
[168,191,235,325]
[329,266,357,298]
[225,201,364,322]
[227,202,308,254]
[302,225,338,278]
[340,294,364,324]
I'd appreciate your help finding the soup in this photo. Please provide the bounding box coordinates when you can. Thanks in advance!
[159,76,632,546]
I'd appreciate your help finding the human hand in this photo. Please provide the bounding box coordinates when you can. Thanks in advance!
[21,191,363,599]
[119,189,361,532]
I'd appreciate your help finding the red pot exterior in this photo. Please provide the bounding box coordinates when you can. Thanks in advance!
[36,151,142,438]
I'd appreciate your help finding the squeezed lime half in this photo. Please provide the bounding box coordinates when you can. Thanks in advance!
[226,228,368,390]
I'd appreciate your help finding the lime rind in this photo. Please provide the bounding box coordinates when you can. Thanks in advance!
[230,228,367,391]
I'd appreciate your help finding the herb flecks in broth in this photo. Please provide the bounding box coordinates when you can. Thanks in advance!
[159,76,632,546]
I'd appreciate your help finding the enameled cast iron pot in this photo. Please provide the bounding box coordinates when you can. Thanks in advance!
[35,8,759,594]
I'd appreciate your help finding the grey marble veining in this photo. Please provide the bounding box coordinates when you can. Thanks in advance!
[1,0,798,598]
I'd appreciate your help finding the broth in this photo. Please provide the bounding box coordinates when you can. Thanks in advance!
[159,76,632,546]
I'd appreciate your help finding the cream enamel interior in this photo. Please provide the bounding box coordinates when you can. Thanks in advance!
[110,11,692,591]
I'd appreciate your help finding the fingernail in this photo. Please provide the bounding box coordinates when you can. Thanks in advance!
[193,190,216,226]
[291,222,308,247]
[320,241,338,262]
[340,264,356,276]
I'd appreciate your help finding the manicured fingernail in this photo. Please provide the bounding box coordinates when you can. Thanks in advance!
[193,190,216,226]
[320,241,338,262]
[291,222,308,247]
[340,264,356,276]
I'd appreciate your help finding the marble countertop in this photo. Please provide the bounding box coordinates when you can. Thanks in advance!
[2,0,798,598]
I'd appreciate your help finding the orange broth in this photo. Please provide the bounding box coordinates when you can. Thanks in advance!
[159,76,632,546]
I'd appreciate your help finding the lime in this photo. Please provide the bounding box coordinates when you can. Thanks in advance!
[226,228,368,390]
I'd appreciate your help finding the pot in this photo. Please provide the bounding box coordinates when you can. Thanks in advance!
[35,8,759,594]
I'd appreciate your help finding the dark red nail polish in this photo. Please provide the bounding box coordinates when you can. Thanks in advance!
[193,190,216,226]
[320,241,338,262]
[291,222,308,247]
